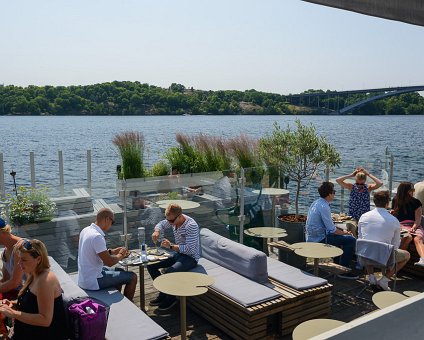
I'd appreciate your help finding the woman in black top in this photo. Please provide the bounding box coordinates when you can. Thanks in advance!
[392,182,424,267]
[0,239,67,339]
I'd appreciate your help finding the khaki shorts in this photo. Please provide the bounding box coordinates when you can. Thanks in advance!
[395,249,410,262]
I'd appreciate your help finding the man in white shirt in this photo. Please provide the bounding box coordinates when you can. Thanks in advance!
[78,208,137,300]
[358,191,410,291]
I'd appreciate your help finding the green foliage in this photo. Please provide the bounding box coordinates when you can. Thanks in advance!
[113,131,146,179]
[259,122,288,167]
[6,186,56,225]
[268,120,341,216]
[150,160,170,177]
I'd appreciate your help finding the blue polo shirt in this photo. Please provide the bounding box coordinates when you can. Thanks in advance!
[305,198,337,242]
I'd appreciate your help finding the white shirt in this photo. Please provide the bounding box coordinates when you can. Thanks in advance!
[77,223,107,290]
[358,207,401,249]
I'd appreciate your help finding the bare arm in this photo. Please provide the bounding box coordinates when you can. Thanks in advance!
[0,251,24,293]
[98,249,126,267]
[335,170,356,190]
[362,169,383,191]
[412,206,423,232]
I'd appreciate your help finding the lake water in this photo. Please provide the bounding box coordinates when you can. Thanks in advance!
[1,115,423,196]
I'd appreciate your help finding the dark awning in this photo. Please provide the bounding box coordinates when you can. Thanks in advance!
[302,0,424,27]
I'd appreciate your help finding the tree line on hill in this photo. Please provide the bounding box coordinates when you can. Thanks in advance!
[0,82,423,115]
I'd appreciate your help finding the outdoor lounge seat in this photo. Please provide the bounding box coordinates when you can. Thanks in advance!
[187,228,333,339]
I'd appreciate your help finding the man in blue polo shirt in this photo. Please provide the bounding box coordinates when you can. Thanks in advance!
[305,181,358,279]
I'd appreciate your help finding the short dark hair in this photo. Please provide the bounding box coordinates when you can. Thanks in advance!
[373,190,390,208]
[318,182,334,198]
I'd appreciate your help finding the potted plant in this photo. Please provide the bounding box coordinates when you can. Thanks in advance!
[260,120,340,266]
[6,186,56,226]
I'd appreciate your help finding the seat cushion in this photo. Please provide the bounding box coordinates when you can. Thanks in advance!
[200,228,268,283]
[190,258,280,307]
[267,257,328,290]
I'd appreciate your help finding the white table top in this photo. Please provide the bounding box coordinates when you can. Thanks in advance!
[292,242,343,259]
[156,199,200,210]
[244,227,287,238]
[372,291,408,309]
[292,319,345,340]
[252,188,289,196]
[153,272,215,297]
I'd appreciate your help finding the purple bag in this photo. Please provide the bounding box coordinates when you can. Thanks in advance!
[68,299,109,340]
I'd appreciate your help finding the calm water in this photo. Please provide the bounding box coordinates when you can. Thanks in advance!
[1,115,423,195]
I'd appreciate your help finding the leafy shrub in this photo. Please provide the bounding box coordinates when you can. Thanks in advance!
[7,186,56,225]
[151,160,170,177]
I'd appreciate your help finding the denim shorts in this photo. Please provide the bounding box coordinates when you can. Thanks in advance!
[97,267,134,289]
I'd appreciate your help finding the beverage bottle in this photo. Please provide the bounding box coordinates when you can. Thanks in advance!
[138,227,148,262]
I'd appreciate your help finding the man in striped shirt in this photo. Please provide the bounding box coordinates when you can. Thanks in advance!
[148,203,200,311]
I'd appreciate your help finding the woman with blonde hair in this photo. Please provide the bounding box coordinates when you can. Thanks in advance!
[336,167,383,221]
[392,182,424,267]
[0,239,67,339]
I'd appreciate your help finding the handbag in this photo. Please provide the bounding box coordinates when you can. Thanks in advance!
[68,298,109,340]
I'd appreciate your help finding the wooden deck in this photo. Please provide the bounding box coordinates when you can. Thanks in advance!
[126,256,423,340]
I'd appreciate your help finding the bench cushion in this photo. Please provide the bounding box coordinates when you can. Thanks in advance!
[200,228,268,283]
[267,257,328,290]
[190,258,280,307]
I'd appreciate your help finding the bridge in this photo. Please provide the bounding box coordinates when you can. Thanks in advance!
[285,85,424,114]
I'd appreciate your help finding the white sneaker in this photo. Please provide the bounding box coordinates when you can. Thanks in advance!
[368,274,377,285]
[377,276,391,291]
[414,258,424,267]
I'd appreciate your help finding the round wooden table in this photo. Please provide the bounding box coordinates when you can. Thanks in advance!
[292,242,343,276]
[155,199,200,211]
[403,290,422,297]
[292,318,346,340]
[252,188,289,227]
[153,272,214,340]
[372,291,408,309]
[244,227,288,255]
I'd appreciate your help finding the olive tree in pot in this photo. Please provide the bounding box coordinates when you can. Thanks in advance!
[261,120,340,266]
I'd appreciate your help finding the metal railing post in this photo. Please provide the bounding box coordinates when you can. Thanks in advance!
[30,152,36,188]
[239,168,245,244]
[325,165,330,182]
[87,150,92,195]
[389,155,394,199]
[122,180,128,249]
[58,151,64,196]
[0,153,4,199]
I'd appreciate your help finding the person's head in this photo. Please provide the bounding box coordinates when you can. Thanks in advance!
[95,208,115,231]
[394,182,415,213]
[373,190,390,208]
[0,217,12,234]
[318,182,336,200]
[18,239,50,276]
[355,172,367,185]
[165,204,183,226]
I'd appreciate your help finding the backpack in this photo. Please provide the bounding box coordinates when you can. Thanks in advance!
[68,298,109,340]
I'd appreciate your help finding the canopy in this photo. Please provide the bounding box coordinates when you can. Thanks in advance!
[303,0,424,27]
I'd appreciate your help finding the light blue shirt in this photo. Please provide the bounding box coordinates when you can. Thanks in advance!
[305,198,337,242]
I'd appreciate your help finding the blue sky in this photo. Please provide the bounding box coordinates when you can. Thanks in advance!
[1,0,423,94]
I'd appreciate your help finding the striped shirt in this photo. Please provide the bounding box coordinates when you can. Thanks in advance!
[155,214,200,261]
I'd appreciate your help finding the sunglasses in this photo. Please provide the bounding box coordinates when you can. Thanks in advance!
[166,214,180,224]
[332,190,336,194]
[108,216,115,225]
[22,239,39,255]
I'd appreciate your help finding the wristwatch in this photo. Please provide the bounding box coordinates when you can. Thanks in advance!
[108,249,112,255]
[169,243,174,250]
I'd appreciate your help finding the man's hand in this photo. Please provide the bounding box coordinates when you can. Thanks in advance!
[161,238,171,249]
[152,230,160,243]
[118,248,129,258]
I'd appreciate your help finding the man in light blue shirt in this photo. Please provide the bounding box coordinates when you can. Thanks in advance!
[306,182,357,278]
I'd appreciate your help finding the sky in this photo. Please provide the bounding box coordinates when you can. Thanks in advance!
[1,0,423,94]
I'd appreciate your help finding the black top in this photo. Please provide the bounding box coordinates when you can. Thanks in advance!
[392,196,422,222]
[13,288,67,340]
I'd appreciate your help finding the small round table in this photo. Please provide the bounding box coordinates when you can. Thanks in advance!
[156,199,200,211]
[372,291,408,309]
[292,318,346,340]
[403,290,422,297]
[252,188,290,226]
[292,242,343,276]
[244,227,287,255]
[153,272,215,340]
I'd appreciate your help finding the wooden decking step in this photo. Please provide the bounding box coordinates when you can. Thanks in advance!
[310,262,351,275]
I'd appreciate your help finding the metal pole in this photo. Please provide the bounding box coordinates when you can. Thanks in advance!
[239,168,246,244]
[0,153,4,199]
[123,180,128,249]
[30,152,36,188]
[87,150,92,195]
[389,155,394,199]
[325,165,330,182]
[58,151,64,195]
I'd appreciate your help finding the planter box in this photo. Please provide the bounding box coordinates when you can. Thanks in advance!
[278,214,306,268]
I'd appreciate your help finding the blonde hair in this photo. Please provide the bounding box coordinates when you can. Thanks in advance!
[165,204,182,216]
[18,239,50,296]
[355,172,367,181]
